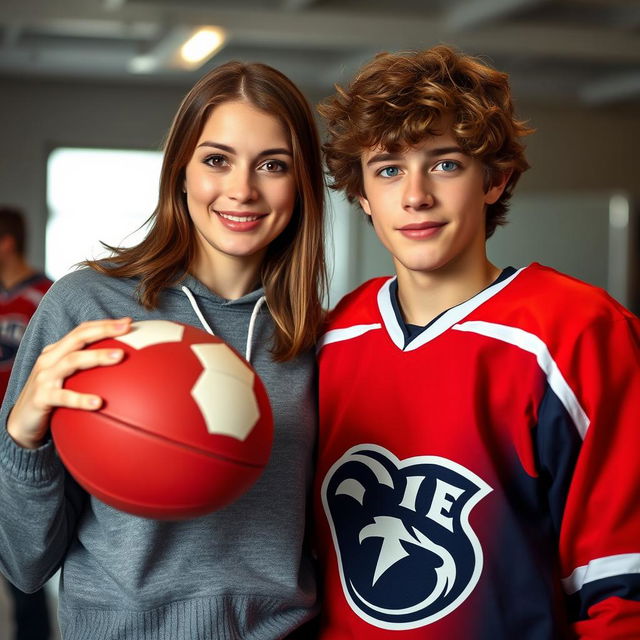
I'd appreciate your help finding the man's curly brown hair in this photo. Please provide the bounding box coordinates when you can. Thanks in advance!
[319,45,534,238]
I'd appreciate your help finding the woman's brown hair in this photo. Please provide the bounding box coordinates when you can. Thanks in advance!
[319,45,533,237]
[88,61,326,361]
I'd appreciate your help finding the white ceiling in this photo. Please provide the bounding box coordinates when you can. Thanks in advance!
[1,0,639,106]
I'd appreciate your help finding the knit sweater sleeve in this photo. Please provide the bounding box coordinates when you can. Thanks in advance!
[0,275,89,592]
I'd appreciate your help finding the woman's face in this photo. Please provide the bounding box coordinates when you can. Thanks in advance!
[184,100,296,275]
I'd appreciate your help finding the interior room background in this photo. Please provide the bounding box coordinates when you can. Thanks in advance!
[0,1,639,636]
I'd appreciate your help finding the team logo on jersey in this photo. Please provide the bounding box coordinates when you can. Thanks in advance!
[322,444,492,630]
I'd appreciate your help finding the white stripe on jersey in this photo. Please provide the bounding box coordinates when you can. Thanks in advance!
[561,552,640,595]
[317,323,382,353]
[377,277,404,349]
[452,321,590,439]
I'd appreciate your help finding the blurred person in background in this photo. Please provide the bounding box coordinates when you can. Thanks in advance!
[0,205,53,640]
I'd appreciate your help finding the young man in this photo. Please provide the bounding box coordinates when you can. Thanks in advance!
[0,205,53,640]
[315,46,639,638]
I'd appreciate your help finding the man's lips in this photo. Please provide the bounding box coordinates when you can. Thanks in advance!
[397,221,446,231]
[397,220,447,239]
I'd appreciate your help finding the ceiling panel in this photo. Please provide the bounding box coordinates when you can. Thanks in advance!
[0,0,637,105]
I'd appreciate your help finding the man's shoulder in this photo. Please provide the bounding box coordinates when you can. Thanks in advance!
[0,272,52,309]
[481,263,639,352]
[23,271,53,286]
[325,276,392,330]
[512,263,634,325]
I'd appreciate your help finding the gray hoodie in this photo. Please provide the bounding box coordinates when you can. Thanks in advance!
[0,267,318,639]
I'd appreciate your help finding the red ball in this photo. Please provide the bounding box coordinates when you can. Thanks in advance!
[51,320,273,519]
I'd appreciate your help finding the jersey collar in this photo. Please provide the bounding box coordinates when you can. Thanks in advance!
[377,267,526,351]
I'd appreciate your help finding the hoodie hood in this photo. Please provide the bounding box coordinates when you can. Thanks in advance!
[169,273,268,362]
[170,273,266,308]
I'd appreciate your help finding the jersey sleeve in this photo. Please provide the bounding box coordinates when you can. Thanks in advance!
[553,311,640,637]
[0,279,87,592]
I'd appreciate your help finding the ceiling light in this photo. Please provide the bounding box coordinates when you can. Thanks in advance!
[128,55,158,74]
[180,27,226,69]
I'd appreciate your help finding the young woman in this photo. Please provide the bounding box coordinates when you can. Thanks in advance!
[0,61,326,639]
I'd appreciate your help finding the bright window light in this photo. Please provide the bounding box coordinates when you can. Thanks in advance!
[46,147,163,280]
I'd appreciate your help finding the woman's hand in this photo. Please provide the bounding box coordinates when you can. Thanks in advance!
[6,318,133,449]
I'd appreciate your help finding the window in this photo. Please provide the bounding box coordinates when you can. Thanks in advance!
[46,148,163,280]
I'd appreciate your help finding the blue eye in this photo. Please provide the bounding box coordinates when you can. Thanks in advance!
[435,160,459,172]
[379,166,400,178]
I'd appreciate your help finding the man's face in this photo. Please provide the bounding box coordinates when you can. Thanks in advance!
[0,233,13,266]
[358,122,507,281]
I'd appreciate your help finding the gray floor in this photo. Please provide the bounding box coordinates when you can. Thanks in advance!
[0,575,61,639]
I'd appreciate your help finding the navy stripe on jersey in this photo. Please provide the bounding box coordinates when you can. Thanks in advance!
[527,385,640,624]
[533,384,583,536]
[567,567,640,621]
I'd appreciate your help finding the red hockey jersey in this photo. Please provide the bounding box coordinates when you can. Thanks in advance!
[0,273,52,398]
[315,263,640,639]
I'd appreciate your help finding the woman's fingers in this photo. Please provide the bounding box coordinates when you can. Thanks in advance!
[38,318,132,366]
[49,387,104,411]
[6,317,134,449]
[50,346,125,383]
[30,347,125,409]
[29,318,132,404]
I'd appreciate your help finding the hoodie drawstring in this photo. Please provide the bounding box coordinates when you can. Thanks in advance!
[181,285,266,363]
[245,296,267,363]
[181,286,214,336]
